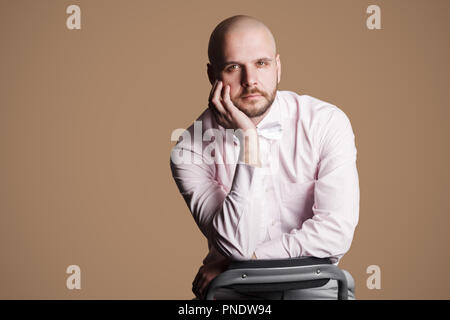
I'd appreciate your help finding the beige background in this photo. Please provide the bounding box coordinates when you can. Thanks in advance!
[1,0,449,299]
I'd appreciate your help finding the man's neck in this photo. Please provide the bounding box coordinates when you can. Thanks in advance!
[251,104,273,126]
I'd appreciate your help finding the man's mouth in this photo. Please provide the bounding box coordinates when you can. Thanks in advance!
[242,94,262,99]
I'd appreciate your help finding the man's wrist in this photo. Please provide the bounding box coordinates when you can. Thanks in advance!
[237,129,261,166]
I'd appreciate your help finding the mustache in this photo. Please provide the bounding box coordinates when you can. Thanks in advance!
[240,89,266,97]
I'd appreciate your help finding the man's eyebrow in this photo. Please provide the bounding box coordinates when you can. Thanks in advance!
[220,57,273,68]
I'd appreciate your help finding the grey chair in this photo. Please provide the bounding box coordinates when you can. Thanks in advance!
[205,256,349,300]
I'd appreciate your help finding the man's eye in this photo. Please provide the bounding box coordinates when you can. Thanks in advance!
[257,61,267,66]
[227,65,239,71]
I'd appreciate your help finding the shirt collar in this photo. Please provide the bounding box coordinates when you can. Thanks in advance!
[232,91,283,144]
[256,91,282,131]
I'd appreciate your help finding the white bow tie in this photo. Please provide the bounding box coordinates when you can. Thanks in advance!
[231,121,283,145]
[256,122,283,140]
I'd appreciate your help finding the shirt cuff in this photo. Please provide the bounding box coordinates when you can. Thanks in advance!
[254,237,290,260]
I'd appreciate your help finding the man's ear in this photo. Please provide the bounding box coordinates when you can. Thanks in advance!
[276,53,281,84]
[207,63,216,85]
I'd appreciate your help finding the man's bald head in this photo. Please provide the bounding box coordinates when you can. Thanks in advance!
[208,15,277,67]
[206,15,281,122]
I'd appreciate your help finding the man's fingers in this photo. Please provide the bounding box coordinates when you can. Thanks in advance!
[221,84,235,114]
[209,104,226,126]
[197,274,214,299]
[208,79,218,101]
[210,81,227,115]
[192,266,203,293]
[193,273,208,299]
[196,277,207,299]
[192,280,201,298]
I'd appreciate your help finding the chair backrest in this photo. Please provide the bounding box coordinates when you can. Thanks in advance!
[205,256,348,300]
[229,256,332,269]
[227,256,333,292]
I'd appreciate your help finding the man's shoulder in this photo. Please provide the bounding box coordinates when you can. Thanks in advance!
[170,106,217,153]
[278,90,339,111]
[278,91,347,125]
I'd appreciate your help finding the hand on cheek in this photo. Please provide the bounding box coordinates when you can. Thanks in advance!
[208,80,255,131]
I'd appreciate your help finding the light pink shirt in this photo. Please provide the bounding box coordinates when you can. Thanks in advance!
[170,91,360,264]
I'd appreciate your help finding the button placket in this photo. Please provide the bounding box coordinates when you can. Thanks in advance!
[268,140,282,225]
[262,140,282,240]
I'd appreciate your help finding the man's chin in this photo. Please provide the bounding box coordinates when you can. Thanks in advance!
[237,102,271,118]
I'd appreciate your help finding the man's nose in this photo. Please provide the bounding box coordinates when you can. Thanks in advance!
[241,66,258,88]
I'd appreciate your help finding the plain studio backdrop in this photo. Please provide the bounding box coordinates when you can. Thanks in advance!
[0,0,449,299]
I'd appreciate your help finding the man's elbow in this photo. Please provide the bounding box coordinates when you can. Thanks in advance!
[211,229,253,261]
[329,229,355,259]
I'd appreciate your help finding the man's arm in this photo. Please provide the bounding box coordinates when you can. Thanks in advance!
[170,80,264,260]
[253,108,360,263]
[170,148,265,260]
[170,145,263,298]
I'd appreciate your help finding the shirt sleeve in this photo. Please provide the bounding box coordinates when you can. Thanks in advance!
[254,109,360,263]
[170,142,266,261]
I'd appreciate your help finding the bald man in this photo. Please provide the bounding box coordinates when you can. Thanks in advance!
[170,15,359,300]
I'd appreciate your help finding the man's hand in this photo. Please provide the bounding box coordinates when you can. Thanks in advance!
[208,80,256,131]
[208,80,261,166]
[192,258,230,300]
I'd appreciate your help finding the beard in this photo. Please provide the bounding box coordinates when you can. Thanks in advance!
[231,84,278,118]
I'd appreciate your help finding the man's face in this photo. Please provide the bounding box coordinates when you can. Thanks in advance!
[215,28,281,118]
